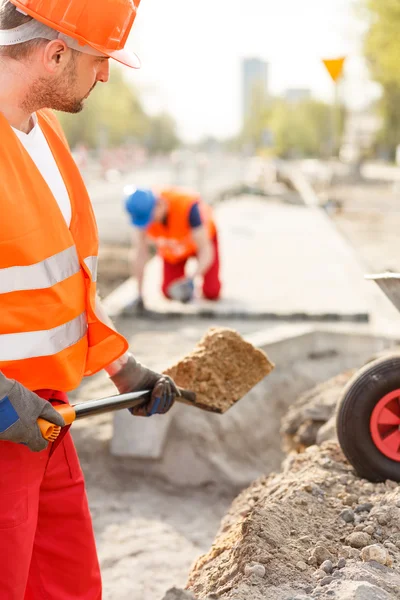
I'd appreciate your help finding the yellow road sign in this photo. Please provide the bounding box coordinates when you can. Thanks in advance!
[322,57,346,83]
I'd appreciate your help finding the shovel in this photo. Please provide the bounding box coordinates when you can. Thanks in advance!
[38,327,275,442]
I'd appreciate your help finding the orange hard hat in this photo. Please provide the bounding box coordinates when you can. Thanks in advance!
[9,0,141,68]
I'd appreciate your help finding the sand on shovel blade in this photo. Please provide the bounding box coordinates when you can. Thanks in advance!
[163,327,275,413]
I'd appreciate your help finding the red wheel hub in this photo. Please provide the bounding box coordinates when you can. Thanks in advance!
[370,389,400,461]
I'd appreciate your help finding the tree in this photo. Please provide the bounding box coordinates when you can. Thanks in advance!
[363,0,400,157]
[145,112,180,154]
[238,94,337,158]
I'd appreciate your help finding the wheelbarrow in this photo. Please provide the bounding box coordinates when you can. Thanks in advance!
[336,273,400,482]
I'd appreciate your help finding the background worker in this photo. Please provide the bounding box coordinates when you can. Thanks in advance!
[124,186,222,307]
[0,0,179,598]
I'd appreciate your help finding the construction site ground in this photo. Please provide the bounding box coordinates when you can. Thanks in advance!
[74,176,400,599]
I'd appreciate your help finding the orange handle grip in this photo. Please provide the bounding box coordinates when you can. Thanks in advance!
[38,404,77,442]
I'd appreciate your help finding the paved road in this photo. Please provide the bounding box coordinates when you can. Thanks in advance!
[104,196,373,321]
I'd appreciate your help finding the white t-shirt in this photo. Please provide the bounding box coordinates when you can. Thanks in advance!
[12,114,72,227]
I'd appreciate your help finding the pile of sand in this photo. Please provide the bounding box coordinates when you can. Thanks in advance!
[164,327,274,413]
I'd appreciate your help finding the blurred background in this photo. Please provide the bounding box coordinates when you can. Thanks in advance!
[60,0,389,178]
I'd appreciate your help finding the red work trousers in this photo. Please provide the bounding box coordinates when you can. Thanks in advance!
[162,234,221,301]
[0,390,101,600]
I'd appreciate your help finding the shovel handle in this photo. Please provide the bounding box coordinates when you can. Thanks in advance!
[38,388,197,442]
[38,404,77,442]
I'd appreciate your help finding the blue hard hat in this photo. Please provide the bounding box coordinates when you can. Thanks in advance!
[124,187,156,229]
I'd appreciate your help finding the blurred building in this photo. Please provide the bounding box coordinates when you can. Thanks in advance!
[284,88,311,104]
[340,108,381,163]
[242,58,269,123]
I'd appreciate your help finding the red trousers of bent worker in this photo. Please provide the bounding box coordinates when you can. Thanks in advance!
[162,234,221,300]
[0,390,101,600]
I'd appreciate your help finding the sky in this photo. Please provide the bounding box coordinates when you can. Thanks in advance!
[123,0,380,142]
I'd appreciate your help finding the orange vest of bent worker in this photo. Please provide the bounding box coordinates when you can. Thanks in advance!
[146,188,216,264]
[0,110,128,392]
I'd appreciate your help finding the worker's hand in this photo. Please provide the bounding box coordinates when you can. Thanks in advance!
[0,373,65,452]
[167,277,195,303]
[110,354,180,417]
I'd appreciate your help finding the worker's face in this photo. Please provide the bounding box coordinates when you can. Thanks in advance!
[66,52,110,112]
[52,51,110,113]
[27,47,110,114]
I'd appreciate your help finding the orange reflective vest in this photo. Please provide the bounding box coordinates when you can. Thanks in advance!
[0,110,128,392]
[146,188,217,264]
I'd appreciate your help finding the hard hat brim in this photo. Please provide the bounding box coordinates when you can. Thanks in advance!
[90,44,141,69]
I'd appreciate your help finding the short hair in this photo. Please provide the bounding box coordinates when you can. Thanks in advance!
[0,0,46,59]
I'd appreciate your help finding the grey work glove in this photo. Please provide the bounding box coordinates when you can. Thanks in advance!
[167,277,195,303]
[0,372,65,452]
[110,354,180,417]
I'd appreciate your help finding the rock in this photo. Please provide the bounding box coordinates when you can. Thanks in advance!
[244,563,265,578]
[296,561,308,571]
[319,575,334,586]
[338,582,393,599]
[320,560,333,574]
[376,512,390,526]
[311,545,334,565]
[346,531,371,549]
[340,509,355,523]
[343,494,358,506]
[360,544,392,567]
[162,589,197,600]
[355,502,374,514]
[364,525,375,535]
[316,415,337,445]
[337,557,346,569]
[313,569,326,580]
[384,541,397,551]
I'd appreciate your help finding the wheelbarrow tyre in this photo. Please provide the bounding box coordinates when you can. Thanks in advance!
[336,354,400,483]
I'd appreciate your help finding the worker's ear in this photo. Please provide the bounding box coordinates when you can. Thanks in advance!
[42,39,70,73]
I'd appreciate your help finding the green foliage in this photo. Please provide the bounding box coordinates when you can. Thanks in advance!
[240,96,337,158]
[57,66,179,153]
[363,0,400,157]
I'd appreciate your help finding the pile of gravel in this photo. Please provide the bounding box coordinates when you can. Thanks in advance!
[176,442,400,600]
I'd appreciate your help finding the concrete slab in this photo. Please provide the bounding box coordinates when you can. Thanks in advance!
[104,197,372,321]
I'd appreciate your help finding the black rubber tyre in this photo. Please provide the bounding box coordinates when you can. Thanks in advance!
[336,354,400,482]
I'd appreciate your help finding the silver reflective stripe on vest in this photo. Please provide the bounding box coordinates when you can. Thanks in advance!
[0,246,80,294]
[84,256,98,282]
[0,312,87,361]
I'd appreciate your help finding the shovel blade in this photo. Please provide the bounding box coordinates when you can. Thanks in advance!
[366,273,400,314]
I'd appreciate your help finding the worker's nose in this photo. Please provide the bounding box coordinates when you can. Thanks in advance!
[97,61,110,83]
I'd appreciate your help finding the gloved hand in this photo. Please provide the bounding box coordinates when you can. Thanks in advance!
[167,277,195,303]
[0,372,65,452]
[110,354,180,417]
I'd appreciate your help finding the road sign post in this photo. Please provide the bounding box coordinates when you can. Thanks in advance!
[322,57,346,157]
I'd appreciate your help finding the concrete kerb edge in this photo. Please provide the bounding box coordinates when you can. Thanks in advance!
[245,323,400,368]
[103,275,370,322]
